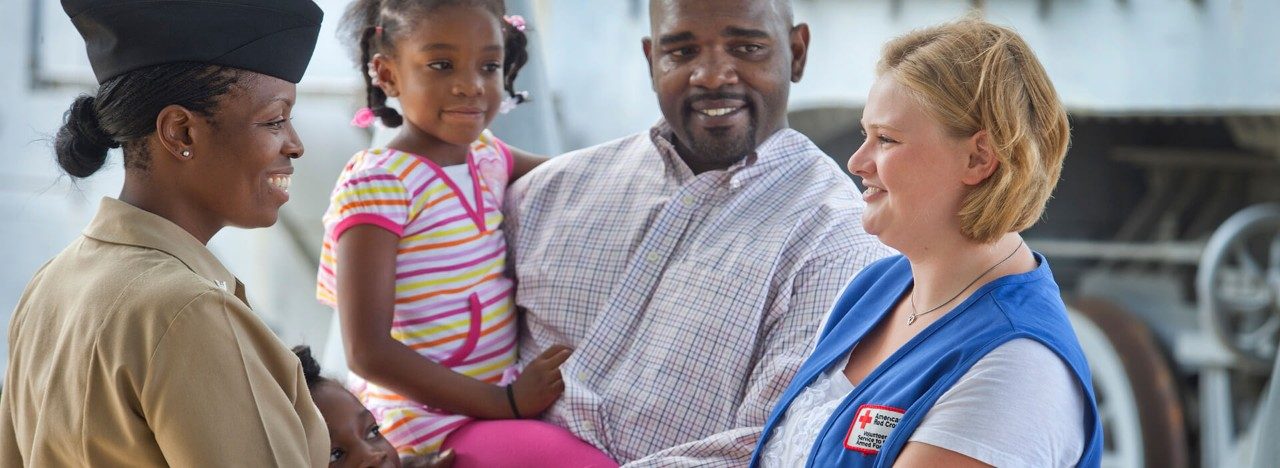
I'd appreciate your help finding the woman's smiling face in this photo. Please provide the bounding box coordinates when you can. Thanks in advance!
[847,75,974,248]
[182,72,303,230]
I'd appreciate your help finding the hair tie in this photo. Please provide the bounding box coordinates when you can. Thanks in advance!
[503,15,526,32]
[498,91,530,114]
[351,107,375,128]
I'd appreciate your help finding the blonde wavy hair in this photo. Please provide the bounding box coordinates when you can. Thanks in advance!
[878,16,1069,243]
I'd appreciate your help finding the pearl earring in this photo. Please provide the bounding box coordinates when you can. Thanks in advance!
[181,149,192,158]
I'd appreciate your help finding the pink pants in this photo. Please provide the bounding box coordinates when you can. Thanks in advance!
[441,420,618,468]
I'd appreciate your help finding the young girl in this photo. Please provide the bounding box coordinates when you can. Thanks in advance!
[319,1,615,466]
[293,346,455,468]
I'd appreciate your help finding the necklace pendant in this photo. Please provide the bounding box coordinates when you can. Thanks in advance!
[907,313,917,325]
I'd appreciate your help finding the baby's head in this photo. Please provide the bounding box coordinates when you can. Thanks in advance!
[340,0,528,145]
[294,345,400,468]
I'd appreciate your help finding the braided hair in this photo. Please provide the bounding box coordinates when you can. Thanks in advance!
[53,63,241,178]
[339,0,530,128]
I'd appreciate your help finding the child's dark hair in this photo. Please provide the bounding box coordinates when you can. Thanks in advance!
[54,63,241,178]
[339,0,530,128]
[293,345,331,390]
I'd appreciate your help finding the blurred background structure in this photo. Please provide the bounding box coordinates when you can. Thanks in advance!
[2,1,1277,467]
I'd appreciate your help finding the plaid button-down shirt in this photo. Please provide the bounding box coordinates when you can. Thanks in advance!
[505,123,892,466]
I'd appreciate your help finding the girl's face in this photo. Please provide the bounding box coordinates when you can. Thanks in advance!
[312,382,400,468]
[846,75,975,249]
[375,4,504,148]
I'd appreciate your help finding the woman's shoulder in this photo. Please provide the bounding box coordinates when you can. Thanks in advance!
[109,252,235,321]
[29,242,238,351]
[985,252,1058,298]
[912,338,1086,466]
[41,238,220,306]
[983,256,1076,338]
[971,338,1075,376]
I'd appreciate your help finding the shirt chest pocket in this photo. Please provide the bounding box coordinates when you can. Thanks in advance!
[512,225,625,317]
[645,231,787,335]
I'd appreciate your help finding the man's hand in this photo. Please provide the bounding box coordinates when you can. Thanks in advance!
[510,344,573,417]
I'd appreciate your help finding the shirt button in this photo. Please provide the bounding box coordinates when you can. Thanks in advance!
[577,371,588,381]
[681,195,695,207]
[646,252,660,263]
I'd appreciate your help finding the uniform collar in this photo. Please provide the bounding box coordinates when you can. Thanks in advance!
[82,197,247,303]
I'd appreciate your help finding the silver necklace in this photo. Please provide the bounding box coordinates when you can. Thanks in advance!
[907,240,1025,325]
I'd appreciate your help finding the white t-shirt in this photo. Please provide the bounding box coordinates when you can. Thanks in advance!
[760,338,1086,467]
[441,164,477,208]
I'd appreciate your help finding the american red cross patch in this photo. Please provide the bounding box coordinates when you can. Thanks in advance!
[844,404,906,455]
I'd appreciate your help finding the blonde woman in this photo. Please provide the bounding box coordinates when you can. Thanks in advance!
[751,18,1101,467]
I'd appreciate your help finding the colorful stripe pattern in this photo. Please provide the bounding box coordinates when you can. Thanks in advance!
[317,131,517,455]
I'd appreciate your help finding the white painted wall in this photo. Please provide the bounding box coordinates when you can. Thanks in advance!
[791,0,1280,115]
[534,0,1280,150]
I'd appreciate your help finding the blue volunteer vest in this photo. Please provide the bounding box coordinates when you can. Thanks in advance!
[750,254,1102,467]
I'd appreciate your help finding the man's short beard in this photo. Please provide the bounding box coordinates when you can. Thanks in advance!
[684,120,758,167]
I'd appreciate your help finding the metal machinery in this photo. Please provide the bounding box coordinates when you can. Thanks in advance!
[770,0,1280,465]
[1045,116,1280,468]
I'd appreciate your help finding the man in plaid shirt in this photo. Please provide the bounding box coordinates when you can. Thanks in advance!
[505,0,891,465]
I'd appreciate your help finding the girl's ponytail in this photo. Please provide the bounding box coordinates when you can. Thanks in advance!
[360,25,404,127]
[502,18,530,106]
[341,0,404,128]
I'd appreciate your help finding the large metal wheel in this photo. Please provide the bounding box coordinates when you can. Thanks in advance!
[1197,203,1280,371]
[1068,298,1189,468]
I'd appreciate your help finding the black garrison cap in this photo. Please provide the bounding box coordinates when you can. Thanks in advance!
[63,0,324,84]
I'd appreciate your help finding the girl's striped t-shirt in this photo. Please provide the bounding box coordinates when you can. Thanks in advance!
[316,130,517,454]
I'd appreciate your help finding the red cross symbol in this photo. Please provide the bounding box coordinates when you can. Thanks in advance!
[858,408,874,429]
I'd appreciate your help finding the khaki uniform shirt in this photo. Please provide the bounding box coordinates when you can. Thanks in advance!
[0,198,327,467]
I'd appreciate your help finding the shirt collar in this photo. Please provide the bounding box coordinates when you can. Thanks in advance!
[648,120,809,184]
[83,197,246,303]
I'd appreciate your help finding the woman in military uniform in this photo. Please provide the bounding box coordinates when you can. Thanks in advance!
[0,1,332,465]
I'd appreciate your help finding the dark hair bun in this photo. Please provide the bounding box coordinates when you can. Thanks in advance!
[54,95,119,178]
[291,345,324,389]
